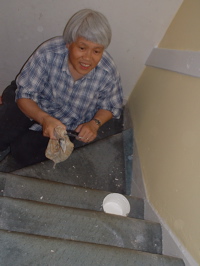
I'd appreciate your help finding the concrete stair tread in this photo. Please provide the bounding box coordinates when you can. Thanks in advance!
[0,172,144,219]
[12,133,126,193]
[0,229,185,266]
[0,115,124,173]
[0,196,162,254]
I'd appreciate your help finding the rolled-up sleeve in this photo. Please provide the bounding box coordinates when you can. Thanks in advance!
[97,75,123,119]
[16,50,47,103]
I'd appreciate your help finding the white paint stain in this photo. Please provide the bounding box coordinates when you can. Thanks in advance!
[135,235,145,243]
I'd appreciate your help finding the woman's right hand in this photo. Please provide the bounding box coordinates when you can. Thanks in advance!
[17,98,66,139]
[41,115,66,139]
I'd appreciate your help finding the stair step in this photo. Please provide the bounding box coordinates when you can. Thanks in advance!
[0,230,185,266]
[12,134,127,193]
[0,115,124,173]
[0,196,161,254]
[0,173,144,219]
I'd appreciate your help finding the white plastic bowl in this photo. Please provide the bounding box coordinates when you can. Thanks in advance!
[103,193,130,216]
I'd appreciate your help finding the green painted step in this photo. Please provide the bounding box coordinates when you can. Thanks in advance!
[12,134,127,193]
[0,196,161,254]
[0,230,185,266]
[0,173,144,219]
[0,114,124,173]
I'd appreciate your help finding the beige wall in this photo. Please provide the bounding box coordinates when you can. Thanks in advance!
[128,0,200,263]
[159,0,200,50]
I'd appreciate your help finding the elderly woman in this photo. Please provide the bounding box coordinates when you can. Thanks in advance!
[0,9,123,166]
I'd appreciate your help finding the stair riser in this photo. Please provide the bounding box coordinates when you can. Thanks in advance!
[0,197,162,254]
[0,230,185,266]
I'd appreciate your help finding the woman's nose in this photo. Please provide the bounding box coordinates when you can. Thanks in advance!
[83,49,92,60]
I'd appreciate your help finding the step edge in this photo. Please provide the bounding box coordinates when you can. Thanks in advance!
[0,195,159,226]
[0,228,184,264]
[0,172,144,202]
[1,193,144,220]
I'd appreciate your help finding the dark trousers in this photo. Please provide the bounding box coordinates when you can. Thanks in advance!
[0,81,50,166]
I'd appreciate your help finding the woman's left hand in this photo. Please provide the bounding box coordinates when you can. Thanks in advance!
[75,120,99,143]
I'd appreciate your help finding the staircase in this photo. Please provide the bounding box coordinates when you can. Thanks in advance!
[0,119,185,265]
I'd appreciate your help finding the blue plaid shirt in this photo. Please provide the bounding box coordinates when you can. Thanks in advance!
[16,37,123,131]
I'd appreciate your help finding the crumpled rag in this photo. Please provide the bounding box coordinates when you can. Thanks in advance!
[45,126,74,166]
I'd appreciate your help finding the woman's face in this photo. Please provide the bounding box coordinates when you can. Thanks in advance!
[67,37,104,79]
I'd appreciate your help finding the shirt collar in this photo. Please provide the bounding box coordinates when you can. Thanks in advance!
[62,50,70,74]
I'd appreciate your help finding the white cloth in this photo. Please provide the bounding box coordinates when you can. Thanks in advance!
[45,126,74,165]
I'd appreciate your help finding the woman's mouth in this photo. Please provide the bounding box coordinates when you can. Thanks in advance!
[80,62,90,69]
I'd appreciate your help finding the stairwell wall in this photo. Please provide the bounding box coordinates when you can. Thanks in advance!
[128,0,200,264]
[0,0,182,100]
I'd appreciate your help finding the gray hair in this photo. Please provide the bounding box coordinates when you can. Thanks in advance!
[63,9,112,48]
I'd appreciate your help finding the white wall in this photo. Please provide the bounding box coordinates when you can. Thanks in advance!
[0,0,182,99]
